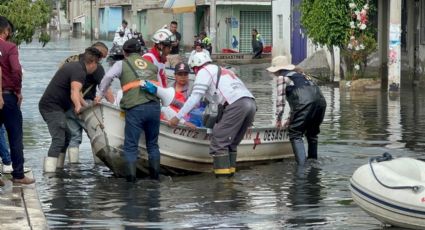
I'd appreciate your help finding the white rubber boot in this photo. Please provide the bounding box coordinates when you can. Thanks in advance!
[68,147,79,164]
[44,157,58,173]
[56,152,65,169]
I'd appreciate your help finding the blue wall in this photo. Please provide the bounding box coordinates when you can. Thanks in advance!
[99,7,123,40]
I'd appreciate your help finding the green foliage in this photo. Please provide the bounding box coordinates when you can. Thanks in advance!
[301,0,377,80]
[300,0,350,48]
[0,0,51,46]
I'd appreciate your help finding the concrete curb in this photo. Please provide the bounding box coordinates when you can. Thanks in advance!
[0,171,48,230]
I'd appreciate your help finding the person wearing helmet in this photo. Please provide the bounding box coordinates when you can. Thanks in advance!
[188,41,210,66]
[98,39,161,182]
[143,28,176,88]
[168,52,256,178]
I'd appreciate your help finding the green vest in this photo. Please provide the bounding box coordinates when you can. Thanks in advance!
[120,53,159,109]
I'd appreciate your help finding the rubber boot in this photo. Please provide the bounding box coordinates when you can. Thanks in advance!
[56,152,66,169]
[92,149,102,164]
[44,157,58,173]
[291,139,307,166]
[212,152,231,178]
[68,147,79,164]
[149,158,160,180]
[307,138,318,159]
[125,162,137,183]
[229,151,237,176]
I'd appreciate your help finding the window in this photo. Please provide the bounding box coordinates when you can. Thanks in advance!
[278,14,283,39]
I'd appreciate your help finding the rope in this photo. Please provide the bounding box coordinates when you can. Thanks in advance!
[369,152,421,192]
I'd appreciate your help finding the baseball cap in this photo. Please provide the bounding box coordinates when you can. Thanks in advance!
[175,62,191,74]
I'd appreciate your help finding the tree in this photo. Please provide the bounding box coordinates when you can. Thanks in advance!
[0,0,51,46]
[300,0,376,81]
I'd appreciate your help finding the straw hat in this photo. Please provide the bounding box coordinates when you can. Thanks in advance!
[266,55,296,73]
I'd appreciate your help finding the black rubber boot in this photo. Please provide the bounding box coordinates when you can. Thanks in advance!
[125,162,137,183]
[291,139,307,166]
[149,158,160,180]
[229,151,237,176]
[307,137,318,159]
[212,152,231,178]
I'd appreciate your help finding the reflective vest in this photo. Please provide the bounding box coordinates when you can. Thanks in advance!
[120,53,159,109]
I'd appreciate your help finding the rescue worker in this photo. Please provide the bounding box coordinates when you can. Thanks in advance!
[98,39,161,182]
[59,42,115,166]
[251,28,264,59]
[39,47,102,173]
[267,56,327,165]
[168,52,256,178]
[143,28,176,88]
[199,31,212,54]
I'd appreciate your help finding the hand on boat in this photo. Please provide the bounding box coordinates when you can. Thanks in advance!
[94,96,102,105]
[184,121,197,130]
[168,116,180,127]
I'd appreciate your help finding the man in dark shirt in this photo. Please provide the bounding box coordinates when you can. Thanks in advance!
[61,42,114,166]
[0,16,34,184]
[39,47,102,173]
[167,21,182,67]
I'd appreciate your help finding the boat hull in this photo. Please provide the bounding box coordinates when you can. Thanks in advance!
[81,103,293,176]
[350,158,425,229]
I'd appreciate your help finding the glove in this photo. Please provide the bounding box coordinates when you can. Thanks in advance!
[140,80,157,95]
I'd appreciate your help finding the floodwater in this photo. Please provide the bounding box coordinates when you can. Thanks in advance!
[17,33,424,229]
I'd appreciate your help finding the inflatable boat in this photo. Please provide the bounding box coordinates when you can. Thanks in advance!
[350,153,425,229]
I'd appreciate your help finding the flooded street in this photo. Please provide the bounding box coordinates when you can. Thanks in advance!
[18,34,424,229]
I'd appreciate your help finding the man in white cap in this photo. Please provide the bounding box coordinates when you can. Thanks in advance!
[267,56,326,165]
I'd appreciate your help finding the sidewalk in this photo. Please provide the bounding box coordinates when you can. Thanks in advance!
[0,171,48,230]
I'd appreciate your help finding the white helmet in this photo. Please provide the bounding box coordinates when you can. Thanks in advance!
[151,28,176,46]
[190,52,212,68]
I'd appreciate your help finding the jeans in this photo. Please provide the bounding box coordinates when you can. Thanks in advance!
[65,109,86,148]
[0,94,25,179]
[0,125,11,165]
[40,110,69,158]
[123,101,161,163]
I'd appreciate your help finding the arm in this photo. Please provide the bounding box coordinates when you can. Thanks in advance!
[276,75,286,128]
[9,45,23,95]
[71,81,84,113]
[98,61,122,98]
[0,67,3,109]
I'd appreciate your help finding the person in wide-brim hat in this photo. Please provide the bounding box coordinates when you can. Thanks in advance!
[266,55,327,167]
[266,55,296,73]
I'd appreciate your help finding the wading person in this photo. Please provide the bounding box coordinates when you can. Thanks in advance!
[143,27,175,88]
[39,47,102,173]
[98,39,161,182]
[0,16,34,184]
[60,42,114,165]
[199,31,212,54]
[168,52,256,177]
[251,28,264,59]
[267,56,326,165]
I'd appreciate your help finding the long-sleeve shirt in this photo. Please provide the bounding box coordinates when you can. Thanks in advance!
[98,61,123,97]
[276,75,293,122]
[0,38,22,94]
[176,64,254,120]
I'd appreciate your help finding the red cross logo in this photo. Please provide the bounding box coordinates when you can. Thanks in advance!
[253,132,261,149]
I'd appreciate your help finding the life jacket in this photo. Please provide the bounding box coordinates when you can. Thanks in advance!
[143,51,167,87]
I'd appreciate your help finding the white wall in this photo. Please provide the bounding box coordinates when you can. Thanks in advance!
[271,0,291,58]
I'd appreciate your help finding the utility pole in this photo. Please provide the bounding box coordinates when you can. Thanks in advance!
[90,0,93,41]
[210,0,217,54]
